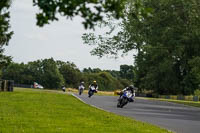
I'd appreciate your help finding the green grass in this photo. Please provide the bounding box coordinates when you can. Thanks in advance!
[0,88,172,133]
[138,97,200,108]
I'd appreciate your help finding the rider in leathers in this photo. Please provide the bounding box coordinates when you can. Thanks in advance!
[119,85,136,102]
[78,81,85,94]
[79,81,85,89]
[89,81,98,93]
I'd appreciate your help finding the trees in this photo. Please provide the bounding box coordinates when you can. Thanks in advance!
[33,0,127,29]
[132,0,200,95]
[120,65,134,81]
[2,63,28,83]
[40,58,64,89]
[0,0,13,47]
[56,60,82,88]
[0,0,13,73]
[2,58,134,90]
[82,66,134,90]
[83,0,200,95]
[2,58,65,89]
[83,71,124,91]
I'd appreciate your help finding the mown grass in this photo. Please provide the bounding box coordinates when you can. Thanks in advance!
[0,88,171,133]
[138,97,200,108]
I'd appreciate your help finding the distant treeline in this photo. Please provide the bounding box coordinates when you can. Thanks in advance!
[1,57,200,95]
[0,58,134,91]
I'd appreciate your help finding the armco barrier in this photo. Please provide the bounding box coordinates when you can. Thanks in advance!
[185,96,194,101]
[193,96,199,102]
[165,95,170,99]
[177,95,185,100]
[157,95,199,102]
[170,95,177,100]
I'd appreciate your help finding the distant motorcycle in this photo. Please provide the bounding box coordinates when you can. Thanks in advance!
[78,85,85,95]
[117,90,133,108]
[88,86,97,98]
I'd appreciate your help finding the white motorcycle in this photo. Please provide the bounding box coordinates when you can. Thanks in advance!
[117,90,134,108]
[78,85,85,95]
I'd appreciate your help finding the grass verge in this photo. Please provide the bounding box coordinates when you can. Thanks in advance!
[138,97,200,108]
[0,88,171,133]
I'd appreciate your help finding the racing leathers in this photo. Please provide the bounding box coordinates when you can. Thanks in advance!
[119,86,135,102]
[89,83,98,93]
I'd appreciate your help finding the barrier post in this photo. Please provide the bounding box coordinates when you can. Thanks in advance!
[193,96,199,102]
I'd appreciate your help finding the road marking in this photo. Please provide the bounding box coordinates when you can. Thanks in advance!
[70,93,113,113]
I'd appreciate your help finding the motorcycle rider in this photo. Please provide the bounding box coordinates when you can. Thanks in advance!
[119,85,136,102]
[61,85,66,92]
[88,81,98,97]
[78,81,85,95]
[79,81,85,88]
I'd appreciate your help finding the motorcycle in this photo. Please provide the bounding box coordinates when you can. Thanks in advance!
[78,85,85,95]
[88,86,97,98]
[117,90,134,108]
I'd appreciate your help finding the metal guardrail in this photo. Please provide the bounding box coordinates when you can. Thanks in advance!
[14,84,33,88]
[136,93,200,102]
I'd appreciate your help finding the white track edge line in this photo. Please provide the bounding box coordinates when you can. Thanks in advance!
[70,92,112,113]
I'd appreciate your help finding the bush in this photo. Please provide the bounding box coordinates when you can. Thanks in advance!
[84,72,124,91]
[194,89,200,96]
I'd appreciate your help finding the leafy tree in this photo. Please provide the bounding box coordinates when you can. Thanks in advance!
[2,58,65,89]
[0,54,12,78]
[83,0,200,95]
[105,70,120,79]
[120,65,134,81]
[0,0,13,71]
[2,63,25,83]
[33,0,127,29]
[84,71,124,91]
[83,67,102,73]
[189,57,200,89]
[56,60,82,88]
[39,58,64,89]
[92,68,102,73]
[26,60,44,84]
[83,67,93,73]
[119,78,132,88]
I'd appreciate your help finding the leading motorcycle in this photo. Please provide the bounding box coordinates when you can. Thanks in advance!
[117,90,133,108]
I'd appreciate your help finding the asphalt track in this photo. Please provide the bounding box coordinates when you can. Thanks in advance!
[73,93,200,133]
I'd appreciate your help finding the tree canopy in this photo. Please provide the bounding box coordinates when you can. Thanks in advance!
[83,0,200,95]
[2,58,133,90]
[0,0,13,71]
[33,0,127,29]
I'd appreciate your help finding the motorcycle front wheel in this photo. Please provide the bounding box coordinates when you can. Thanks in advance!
[79,89,83,95]
[88,90,94,98]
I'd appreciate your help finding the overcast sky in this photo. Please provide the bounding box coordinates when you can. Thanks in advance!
[4,0,134,70]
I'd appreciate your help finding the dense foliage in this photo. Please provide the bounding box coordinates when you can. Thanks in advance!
[0,0,13,75]
[83,0,200,95]
[2,58,134,90]
[2,58,65,89]
[33,0,127,29]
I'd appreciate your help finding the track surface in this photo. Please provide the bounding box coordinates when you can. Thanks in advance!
[74,93,200,133]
